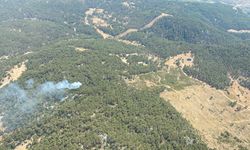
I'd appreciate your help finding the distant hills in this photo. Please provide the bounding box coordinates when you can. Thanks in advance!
[181,0,250,13]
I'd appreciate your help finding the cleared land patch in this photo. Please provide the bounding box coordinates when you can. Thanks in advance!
[141,13,173,30]
[226,79,250,103]
[165,51,194,69]
[92,16,112,28]
[125,53,250,150]
[75,47,89,52]
[15,140,32,150]
[160,84,250,150]
[0,61,27,88]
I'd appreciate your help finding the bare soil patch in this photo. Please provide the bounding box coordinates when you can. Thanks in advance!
[165,52,194,72]
[226,79,250,103]
[15,140,32,150]
[84,8,105,25]
[141,13,173,30]
[85,10,173,47]
[115,28,138,38]
[116,39,143,47]
[75,47,89,52]
[94,26,113,39]
[125,52,250,149]
[92,17,112,28]
[160,84,250,149]
[0,61,27,88]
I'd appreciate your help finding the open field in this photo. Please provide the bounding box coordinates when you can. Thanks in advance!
[126,53,250,149]
[0,61,27,88]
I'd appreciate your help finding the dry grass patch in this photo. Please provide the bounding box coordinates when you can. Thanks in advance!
[15,140,32,150]
[160,83,250,150]
[226,80,250,104]
[125,52,250,149]
[165,51,194,70]
[0,61,27,88]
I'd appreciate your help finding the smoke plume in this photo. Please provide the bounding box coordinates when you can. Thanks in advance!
[0,80,82,131]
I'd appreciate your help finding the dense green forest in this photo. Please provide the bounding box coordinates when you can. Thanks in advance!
[0,0,249,149]
[0,37,207,149]
[121,1,250,89]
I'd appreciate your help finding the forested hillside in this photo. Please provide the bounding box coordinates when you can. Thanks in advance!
[0,0,249,149]
[121,1,250,89]
[0,37,207,149]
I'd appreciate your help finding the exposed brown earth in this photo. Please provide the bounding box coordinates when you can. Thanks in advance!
[116,39,143,47]
[160,84,250,149]
[84,8,105,25]
[165,52,194,69]
[15,140,32,150]
[75,47,89,52]
[226,79,250,103]
[125,53,250,149]
[94,26,113,39]
[140,13,173,30]
[92,16,112,28]
[115,28,138,38]
[84,10,173,47]
[0,61,27,88]
[115,13,173,39]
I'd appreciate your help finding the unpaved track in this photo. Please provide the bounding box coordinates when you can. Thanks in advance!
[115,13,172,38]
[141,13,173,30]
[115,28,138,38]
[94,26,113,39]
[85,9,172,46]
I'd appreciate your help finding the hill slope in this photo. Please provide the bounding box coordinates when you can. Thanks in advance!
[0,0,250,149]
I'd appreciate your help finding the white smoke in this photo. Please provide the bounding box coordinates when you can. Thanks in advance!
[40,80,82,91]
[0,80,82,131]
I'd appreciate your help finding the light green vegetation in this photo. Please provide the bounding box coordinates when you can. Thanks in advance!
[133,68,198,91]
